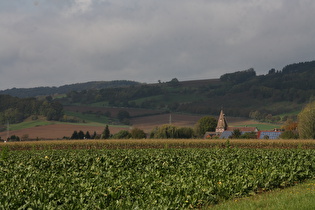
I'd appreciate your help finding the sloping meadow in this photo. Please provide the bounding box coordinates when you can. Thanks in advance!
[1,147,315,209]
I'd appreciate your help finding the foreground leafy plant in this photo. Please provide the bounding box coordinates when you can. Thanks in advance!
[1,148,315,209]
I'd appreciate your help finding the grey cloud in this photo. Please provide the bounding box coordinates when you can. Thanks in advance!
[1,0,315,89]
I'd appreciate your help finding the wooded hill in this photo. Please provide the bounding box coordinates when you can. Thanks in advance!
[0,95,63,126]
[58,60,315,120]
[1,60,315,124]
[0,80,140,98]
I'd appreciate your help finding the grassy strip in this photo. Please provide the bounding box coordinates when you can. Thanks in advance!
[1,139,315,150]
[211,179,315,210]
[9,120,54,131]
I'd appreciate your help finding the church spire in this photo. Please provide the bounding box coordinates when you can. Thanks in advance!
[216,109,228,133]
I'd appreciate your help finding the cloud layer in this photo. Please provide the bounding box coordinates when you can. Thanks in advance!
[1,0,315,90]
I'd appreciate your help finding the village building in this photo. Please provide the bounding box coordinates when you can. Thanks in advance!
[204,109,282,139]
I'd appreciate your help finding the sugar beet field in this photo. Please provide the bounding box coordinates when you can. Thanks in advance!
[1,140,315,209]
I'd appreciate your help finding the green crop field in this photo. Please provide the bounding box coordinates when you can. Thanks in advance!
[1,145,315,209]
[64,111,111,125]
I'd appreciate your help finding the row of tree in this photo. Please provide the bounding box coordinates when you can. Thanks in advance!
[69,125,147,140]
[67,116,218,140]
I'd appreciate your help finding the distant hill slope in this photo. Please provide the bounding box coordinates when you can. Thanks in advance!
[2,60,315,120]
[57,60,315,119]
[0,80,141,98]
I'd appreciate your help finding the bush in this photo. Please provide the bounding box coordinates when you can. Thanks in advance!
[112,130,131,139]
[280,130,299,139]
[150,124,178,139]
[130,128,146,139]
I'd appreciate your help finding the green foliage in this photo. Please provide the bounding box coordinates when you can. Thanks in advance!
[101,125,110,139]
[4,60,315,121]
[70,131,79,139]
[177,127,195,139]
[111,130,131,139]
[63,111,111,124]
[195,116,217,137]
[78,130,85,139]
[1,148,315,209]
[150,125,194,139]
[130,128,146,139]
[220,68,256,83]
[8,135,20,142]
[298,101,315,139]
[167,78,180,87]
[212,179,315,210]
[150,124,179,139]
[117,110,130,124]
[0,95,63,124]
[240,132,257,139]
[0,80,140,98]
[85,131,91,139]
[230,129,242,138]
[280,130,299,139]
[0,146,9,161]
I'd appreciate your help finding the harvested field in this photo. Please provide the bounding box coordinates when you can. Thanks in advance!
[0,124,128,140]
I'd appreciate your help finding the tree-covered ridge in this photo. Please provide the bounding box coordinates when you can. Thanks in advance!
[0,80,140,98]
[57,60,315,119]
[2,60,315,121]
[0,95,63,124]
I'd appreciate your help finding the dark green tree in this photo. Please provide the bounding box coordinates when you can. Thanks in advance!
[8,135,20,142]
[78,130,85,139]
[101,125,110,139]
[112,130,131,139]
[130,127,146,139]
[195,116,217,137]
[71,131,79,139]
[91,131,97,139]
[85,131,91,139]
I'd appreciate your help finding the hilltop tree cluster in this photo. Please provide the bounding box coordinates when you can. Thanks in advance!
[0,95,63,124]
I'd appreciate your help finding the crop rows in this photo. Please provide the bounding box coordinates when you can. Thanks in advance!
[1,148,315,209]
[2,139,315,151]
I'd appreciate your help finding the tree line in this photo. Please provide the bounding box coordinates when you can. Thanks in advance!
[67,116,218,140]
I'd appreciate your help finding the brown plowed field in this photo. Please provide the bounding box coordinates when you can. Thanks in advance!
[0,113,203,140]
[0,124,128,140]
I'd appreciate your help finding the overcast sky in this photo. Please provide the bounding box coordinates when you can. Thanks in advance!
[1,0,315,90]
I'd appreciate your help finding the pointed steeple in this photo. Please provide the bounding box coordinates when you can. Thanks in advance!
[216,110,228,133]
